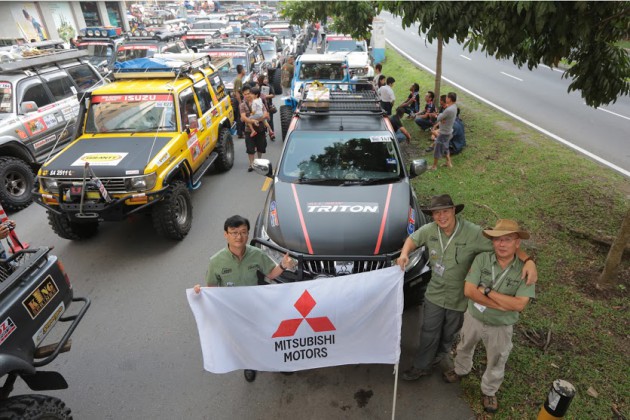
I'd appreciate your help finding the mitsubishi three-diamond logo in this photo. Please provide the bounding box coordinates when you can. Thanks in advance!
[272,290,336,338]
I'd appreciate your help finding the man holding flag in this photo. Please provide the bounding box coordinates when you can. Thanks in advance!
[193,215,295,381]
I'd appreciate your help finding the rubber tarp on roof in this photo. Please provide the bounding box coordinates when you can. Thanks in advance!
[114,57,183,70]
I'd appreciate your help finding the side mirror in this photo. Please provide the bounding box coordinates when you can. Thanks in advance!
[409,159,428,179]
[253,158,273,177]
[187,114,199,130]
[20,101,38,114]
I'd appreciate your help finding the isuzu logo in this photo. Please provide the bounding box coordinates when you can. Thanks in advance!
[307,202,379,213]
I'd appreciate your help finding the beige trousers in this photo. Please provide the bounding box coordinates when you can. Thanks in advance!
[453,311,514,396]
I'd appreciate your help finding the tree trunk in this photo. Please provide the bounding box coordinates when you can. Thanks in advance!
[598,207,630,287]
[434,34,443,102]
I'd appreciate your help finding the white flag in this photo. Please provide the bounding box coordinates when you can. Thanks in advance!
[187,266,404,373]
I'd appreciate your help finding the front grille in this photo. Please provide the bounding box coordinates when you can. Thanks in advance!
[302,259,389,276]
[60,178,127,193]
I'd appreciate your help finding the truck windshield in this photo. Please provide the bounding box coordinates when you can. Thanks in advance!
[280,132,401,182]
[0,82,12,113]
[298,63,346,81]
[85,94,176,133]
[327,40,365,53]
[116,45,158,62]
[78,43,114,63]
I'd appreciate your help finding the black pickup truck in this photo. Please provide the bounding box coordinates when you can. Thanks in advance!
[0,247,89,418]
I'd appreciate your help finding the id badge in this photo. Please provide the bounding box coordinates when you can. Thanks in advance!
[434,263,445,277]
[474,302,486,313]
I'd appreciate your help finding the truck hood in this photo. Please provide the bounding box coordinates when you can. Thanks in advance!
[42,136,172,177]
[262,181,413,256]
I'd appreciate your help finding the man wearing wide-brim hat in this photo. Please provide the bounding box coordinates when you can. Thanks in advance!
[442,219,536,414]
[397,195,537,384]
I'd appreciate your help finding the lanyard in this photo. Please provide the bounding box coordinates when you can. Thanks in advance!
[491,258,517,290]
[437,220,459,262]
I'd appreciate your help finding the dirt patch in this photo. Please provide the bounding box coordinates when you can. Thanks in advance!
[353,389,374,408]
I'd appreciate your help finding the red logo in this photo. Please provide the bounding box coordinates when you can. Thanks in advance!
[272,290,336,338]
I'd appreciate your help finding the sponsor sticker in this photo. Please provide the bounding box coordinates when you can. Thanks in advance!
[71,152,128,167]
[92,94,172,103]
[306,202,379,213]
[125,170,140,175]
[207,51,246,57]
[370,136,391,143]
[34,134,57,149]
[24,117,47,136]
[22,276,59,319]
[157,152,170,166]
[32,302,65,346]
[0,82,12,89]
[386,158,397,165]
[269,201,279,227]
[43,113,58,128]
[119,45,158,50]
[187,134,201,162]
[0,317,16,346]
[407,208,416,235]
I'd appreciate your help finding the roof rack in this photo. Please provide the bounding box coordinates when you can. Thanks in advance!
[296,82,383,115]
[112,54,213,79]
[0,50,88,73]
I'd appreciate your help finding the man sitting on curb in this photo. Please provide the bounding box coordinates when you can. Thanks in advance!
[389,107,412,144]
[443,219,535,414]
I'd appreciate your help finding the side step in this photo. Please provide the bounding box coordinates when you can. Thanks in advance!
[191,152,218,188]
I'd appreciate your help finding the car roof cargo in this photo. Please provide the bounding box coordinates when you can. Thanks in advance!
[112,54,224,79]
[297,82,383,116]
[0,50,89,73]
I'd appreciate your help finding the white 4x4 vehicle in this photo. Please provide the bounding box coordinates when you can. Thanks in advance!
[323,35,374,81]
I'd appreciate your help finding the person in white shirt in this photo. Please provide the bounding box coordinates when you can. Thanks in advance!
[378,76,396,115]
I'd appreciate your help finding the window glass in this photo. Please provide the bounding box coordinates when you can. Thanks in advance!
[85,94,176,133]
[193,80,212,114]
[207,72,226,101]
[21,81,52,108]
[179,88,199,128]
[66,64,101,90]
[0,81,13,113]
[42,73,75,101]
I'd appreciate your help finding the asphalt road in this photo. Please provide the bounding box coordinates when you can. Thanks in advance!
[10,97,474,419]
[381,13,630,177]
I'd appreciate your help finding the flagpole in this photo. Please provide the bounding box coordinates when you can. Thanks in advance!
[391,363,399,420]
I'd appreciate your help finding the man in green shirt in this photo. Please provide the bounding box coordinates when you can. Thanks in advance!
[232,65,246,139]
[443,219,535,414]
[397,195,536,381]
[193,215,295,381]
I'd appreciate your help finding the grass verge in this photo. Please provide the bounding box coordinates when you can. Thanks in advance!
[385,46,629,419]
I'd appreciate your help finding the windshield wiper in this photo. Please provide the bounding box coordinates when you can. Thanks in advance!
[295,178,345,185]
[342,177,401,186]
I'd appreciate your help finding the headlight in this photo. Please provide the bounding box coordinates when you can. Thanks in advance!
[40,177,59,193]
[393,246,425,272]
[259,225,285,264]
[125,172,157,192]
[87,30,94,36]
[94,29,101,36]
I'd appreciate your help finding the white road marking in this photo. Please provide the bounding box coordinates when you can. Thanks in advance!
[386,39,630,178]
[593,106,630,121]
[539,64,565,73]
[500,71,523,81]
[459,55,471,61]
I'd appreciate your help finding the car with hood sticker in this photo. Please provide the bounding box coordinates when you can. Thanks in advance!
[33,54,235,241]
[252,82,431,307]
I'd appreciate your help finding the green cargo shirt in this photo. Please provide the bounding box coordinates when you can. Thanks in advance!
[205,245,277,287]
[410,216,492,311]
[465,252,535,326]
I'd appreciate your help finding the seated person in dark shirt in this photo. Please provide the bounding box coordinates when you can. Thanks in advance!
[449,116,466,155]
[400,83,420,118]
[389,107,412,144]
[414,91,438,130]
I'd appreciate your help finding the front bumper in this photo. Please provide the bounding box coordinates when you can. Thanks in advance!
[32,183,169,222]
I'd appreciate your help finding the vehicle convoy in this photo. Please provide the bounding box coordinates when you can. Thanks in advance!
[0,50,104,211]
[181,20,232,51]
[0,246,90,419]
[279,54,350,140]
[261,21,301,55]
[33,54,235,241]
[252,83,431,307]
[115,30,192,63]
[243,30,290,94]
[322,35,374,81]
[75,26,125,75]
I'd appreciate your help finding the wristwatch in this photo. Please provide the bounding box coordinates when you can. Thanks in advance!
[483,287,492,297]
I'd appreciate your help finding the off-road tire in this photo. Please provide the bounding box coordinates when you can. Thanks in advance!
[0,394,72,419]
[271,68,282,94]
[280,105,293,141]
[214,128,234,172]
[152,181,192,240]
[0,157,35,211]
[47,211,99,240]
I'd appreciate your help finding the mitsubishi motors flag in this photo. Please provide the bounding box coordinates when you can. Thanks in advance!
[187,266,403,373]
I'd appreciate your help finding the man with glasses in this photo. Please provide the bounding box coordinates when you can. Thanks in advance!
[193,215,295,382]
[442,219,535,414]
[397,195,536,383]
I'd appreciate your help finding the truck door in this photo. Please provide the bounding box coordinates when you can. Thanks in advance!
[179,87,208,170]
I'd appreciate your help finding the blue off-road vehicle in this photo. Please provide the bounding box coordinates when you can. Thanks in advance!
[279,54,350,141]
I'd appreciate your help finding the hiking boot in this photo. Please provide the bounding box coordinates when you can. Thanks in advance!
[244,369,257,382]
[442,369,463,383]
[482,394,498,413]
[401,366,431,381]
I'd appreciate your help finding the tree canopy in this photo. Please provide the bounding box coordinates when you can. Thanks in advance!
[280,1,630,107]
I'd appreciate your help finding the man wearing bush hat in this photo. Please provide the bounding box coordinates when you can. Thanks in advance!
[442,219,536,414]
[398,195,537,382]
